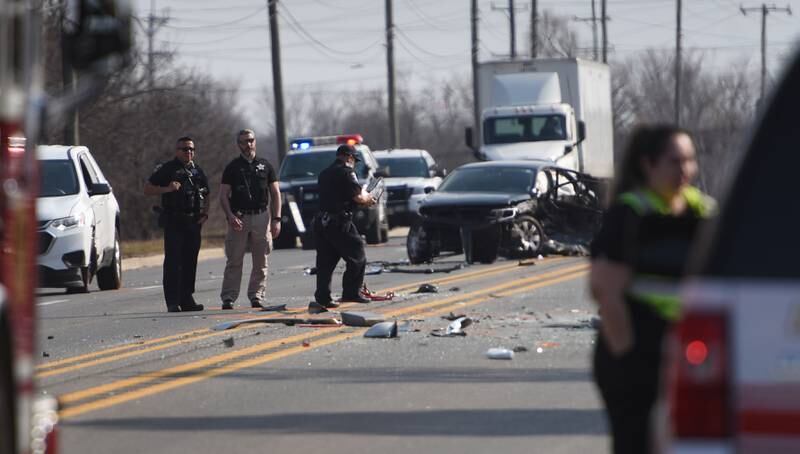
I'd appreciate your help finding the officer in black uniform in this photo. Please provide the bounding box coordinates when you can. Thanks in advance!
[313,144,376,309]
[145,136,209,313]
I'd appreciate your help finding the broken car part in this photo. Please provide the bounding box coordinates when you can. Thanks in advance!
[341,311,385,327]
[364,321,399,338]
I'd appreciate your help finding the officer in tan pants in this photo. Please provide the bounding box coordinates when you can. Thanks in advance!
[219,129,281,310]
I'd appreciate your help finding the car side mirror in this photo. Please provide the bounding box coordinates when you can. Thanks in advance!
[435,168,447,178]
[577,120,586,144]
[564,145,574,155]
[90,182,111,195]
[465,126,474,150]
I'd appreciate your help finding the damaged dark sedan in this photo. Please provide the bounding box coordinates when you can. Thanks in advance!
[407,160,605,264]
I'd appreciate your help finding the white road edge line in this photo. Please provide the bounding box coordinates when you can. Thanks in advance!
[37,299,69,306]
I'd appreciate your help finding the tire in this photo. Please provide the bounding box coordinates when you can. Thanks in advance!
[97,228,122,290]
[470,226,500,264]
[365,218,381,245]
[66,266,91,294]
[406,222,437,264]
[510,215,545,257]
[272,232,296,249]
[0,312,16,454]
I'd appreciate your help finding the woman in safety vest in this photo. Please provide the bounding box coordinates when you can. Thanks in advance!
[590,124,715,454]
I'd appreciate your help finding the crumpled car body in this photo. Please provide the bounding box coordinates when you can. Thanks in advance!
[406,160,604,264]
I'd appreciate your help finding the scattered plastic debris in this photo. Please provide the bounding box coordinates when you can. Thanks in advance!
[303,267,317,276]
[365,265,383,275]
[47,335,54,340]
[302,339,311,347]
[442,312,466,321]
[307,301,329,314]
[212,316,341,330]
[360,284,394,301]
[518,258,536,266]
[536,347,544,353]
[448,287,461,292]
[513,346,529,353]
[431,316,473,337]
[486,348,514,360]
[413,283,439,294]
[223,337,235,348]
[260,304,287,312]
[364,321,398,338]
[341,311,385,327]
[42,352,50,358]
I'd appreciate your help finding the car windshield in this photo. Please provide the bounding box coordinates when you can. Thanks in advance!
[484,114,567,145]
[376,156,428,178]
[39,160,80,197]
[279,150,368,180]
[438,167,535,194]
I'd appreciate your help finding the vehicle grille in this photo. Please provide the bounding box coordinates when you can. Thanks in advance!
[39,232,54,254]
[422,207,491,223]
[387,186,412,202]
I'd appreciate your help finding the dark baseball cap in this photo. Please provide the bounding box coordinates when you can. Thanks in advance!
[336,144,361,161]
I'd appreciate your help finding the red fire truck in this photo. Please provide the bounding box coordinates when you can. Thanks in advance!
[0,1,130,452]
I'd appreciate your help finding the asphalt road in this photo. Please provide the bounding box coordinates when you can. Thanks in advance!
[36,235,609,454]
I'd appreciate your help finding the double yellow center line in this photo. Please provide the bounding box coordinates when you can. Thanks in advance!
[57,261,587,419]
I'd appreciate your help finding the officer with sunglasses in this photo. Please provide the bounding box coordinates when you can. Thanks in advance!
[145,136,210,312]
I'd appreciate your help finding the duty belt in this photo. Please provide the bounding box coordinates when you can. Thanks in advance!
[234,207,267,216]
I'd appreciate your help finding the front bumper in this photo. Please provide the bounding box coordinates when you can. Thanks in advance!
[37,224,91,286]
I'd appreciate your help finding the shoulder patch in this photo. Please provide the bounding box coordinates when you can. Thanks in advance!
[152,162,164,173]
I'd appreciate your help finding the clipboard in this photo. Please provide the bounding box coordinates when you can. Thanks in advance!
[367,177,384,200]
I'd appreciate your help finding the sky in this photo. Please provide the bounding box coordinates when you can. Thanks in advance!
[131,0,800,122]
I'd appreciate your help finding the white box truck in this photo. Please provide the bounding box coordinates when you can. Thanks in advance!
[467,58,614,181]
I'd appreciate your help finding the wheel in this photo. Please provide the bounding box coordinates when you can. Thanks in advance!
[66,267,90,294]
[97,228,122,290]
[365,218,381,244]
[272,232,297,249]
[0,312,16,454]
[470,226,500,264]
[510,215,545,257]
[406,222,437,264]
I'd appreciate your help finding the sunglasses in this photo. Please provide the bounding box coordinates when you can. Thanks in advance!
[179,147,195,152]
[239,139,255,144]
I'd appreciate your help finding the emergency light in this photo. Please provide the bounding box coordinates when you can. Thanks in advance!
[289,134,364,150]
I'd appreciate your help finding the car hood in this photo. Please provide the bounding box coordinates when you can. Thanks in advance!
[420,192,531,209]
[37,195,82,221]
[481,141,566,161]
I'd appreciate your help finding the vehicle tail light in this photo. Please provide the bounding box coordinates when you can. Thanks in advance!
[669,310,732,438]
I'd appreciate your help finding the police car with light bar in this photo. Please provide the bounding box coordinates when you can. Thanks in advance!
[274,134,389,249]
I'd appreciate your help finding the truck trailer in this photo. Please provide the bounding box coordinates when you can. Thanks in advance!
[467,58,614,181]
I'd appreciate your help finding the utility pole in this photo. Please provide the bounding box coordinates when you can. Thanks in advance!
[471,0,480,149]
[471,0,480,147]
[741,3,792,101]
[492,1,527,59]
[574,0,599,61]
[675,0,682,126]
[268,0,287,162]
[385,0,398,148]
[601,0,608,63]
[530,0,538,58]
[145,0,168,89]
[61,8,78,145]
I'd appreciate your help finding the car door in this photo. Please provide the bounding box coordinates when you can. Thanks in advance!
[537,167,603,237]
[77,152,111,262]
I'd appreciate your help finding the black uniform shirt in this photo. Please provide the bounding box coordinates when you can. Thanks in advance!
[148,158,210,215]
[317,160,362,213]
[221,155,277,211]
[591,202,703,278]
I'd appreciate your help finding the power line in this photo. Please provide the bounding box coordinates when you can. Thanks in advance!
[279,4,383,56]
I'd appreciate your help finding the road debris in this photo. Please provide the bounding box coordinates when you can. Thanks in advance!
[486,348,514,360]
[412,283,439,294]
[341,311,385,327]
[302,339,311,347]
[365,265,383,275]
[431,316,473,337]
[260,304,287,312]
[47,335,54,340]
[307,301,329,314]
[223,337,234,348]
[212,316,341,331]
[518,258,536,266]
[513,346,529,353]
[364,320,398,338]
[360,284,395,301]
[303,267,317,276]
[42,352,50,358]
[441,312,466,321]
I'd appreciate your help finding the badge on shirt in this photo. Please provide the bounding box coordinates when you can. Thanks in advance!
[256,163,265,171]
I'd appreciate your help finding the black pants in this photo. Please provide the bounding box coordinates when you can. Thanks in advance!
[593,300,669,454]
[162,214,202,309]
[313,216,366,304]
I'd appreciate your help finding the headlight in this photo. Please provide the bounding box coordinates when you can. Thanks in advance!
[490,207,517,220]
[50,213,86,231]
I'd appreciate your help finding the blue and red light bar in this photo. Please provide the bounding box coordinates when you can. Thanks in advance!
[289,134,364,150]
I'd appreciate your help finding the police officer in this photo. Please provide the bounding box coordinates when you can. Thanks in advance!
[590,125,715,454]
[219,129,281,310]
[312,144,376,310]
[144,136,209,313]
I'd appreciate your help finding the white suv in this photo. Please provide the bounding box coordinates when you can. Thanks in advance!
[37,145,121,292]
[373,148,444,227]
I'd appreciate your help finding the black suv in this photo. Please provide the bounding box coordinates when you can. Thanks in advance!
[274,136,389,249]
